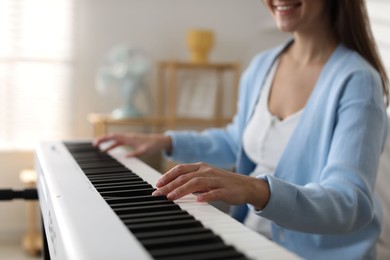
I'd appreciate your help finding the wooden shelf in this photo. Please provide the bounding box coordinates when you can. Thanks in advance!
[159,61,238,70]
[88,113,233,137]
[89,61,239,137]
[88,114,165,126]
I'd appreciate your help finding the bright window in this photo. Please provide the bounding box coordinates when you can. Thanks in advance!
[367,0,390,83]
[0,0,74,150]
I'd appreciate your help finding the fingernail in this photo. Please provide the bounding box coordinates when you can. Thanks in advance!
[167,191,176,200]
[156,179,163,187]
[152,190,162,196]
[196,194,205,202]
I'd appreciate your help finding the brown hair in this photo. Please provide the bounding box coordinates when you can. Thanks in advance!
[330,0,389,106]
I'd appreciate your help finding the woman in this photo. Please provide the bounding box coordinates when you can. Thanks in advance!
[94,0,389,258]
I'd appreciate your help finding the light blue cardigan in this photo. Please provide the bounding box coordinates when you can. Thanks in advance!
[166,42,388,259]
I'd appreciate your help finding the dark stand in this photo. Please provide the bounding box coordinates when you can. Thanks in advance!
[0,188,49,259]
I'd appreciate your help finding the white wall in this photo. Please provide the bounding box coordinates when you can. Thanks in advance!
[0,0,288,243]
[71,0,288,137]
[0,152,35,243]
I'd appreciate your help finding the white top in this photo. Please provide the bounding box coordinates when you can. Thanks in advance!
[243,60,302,239]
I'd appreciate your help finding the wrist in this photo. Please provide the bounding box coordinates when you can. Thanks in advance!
[247,178,270,210]
[161,135,173,155]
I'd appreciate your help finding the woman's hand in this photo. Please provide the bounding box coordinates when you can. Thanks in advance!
[152,162,270,210]
[93,133,172,157]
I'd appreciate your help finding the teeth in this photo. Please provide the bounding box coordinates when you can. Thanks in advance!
[275,5,295,11]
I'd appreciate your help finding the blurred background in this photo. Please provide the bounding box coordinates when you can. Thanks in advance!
[0,0,388,259]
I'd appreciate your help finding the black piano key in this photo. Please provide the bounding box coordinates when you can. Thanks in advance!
[135,226,212,240]
[105,195,168,204]
[122,213,195,225]
[93,180,151,188]
[93,180,150,187]
[65,146,95,153]
[67,144,94,148]
[65,145,97,151]
[71,151,104,155]
[141,232,232,259]
[78,162,124,169]
[90,179,145,186]
[87,174,141,180]
[68,145,103,151]
[155,249,248,260]
[74,154,117,159]
[73,156,113,162]
[83,167,132,175]
[95,183,152,193]
[92,180,146,187]
[109,199,172,209]
[117,209,187,219]
[114,203,180,215]
[85,171,134,177]
[74,155,113,161]
[100,187,155,197]
[63,141,90,145]
[72,152,112,158]
[73,153,112,157]
[79,159,123,165]
[68,150,103,155]
[149,243,233,258]
[88,176,134,182]
[65,141,92,145]
[127,219,203,233]
[115,197,172,206]
[142,233,223,250]
[90,179,144,188]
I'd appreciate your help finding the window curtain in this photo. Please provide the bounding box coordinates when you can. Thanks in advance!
[0,0,74,150]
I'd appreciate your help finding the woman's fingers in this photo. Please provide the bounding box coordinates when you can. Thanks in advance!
[153,163,227,201]
[93,134,123,151]
[155,163,202,187]
[152,162,267,207]
[154,174,240,203]
[166,176,207,200]
[93,133,172,158]
[152,170,200,196]
[125,145,148,157]
[101,142,121,153]
[93,135,112,147]
[196,188,226,203]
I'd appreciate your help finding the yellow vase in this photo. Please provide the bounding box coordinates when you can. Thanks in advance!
[187,29,214,64]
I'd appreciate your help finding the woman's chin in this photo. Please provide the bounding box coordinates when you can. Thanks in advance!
[276,24,295,33]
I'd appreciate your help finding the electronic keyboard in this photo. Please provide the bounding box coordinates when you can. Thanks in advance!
[36,141,298,260]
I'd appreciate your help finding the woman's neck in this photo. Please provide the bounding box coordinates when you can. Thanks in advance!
[288,25,339,67]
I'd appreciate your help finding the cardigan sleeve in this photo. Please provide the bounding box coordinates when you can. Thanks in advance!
[257,69,388,234]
